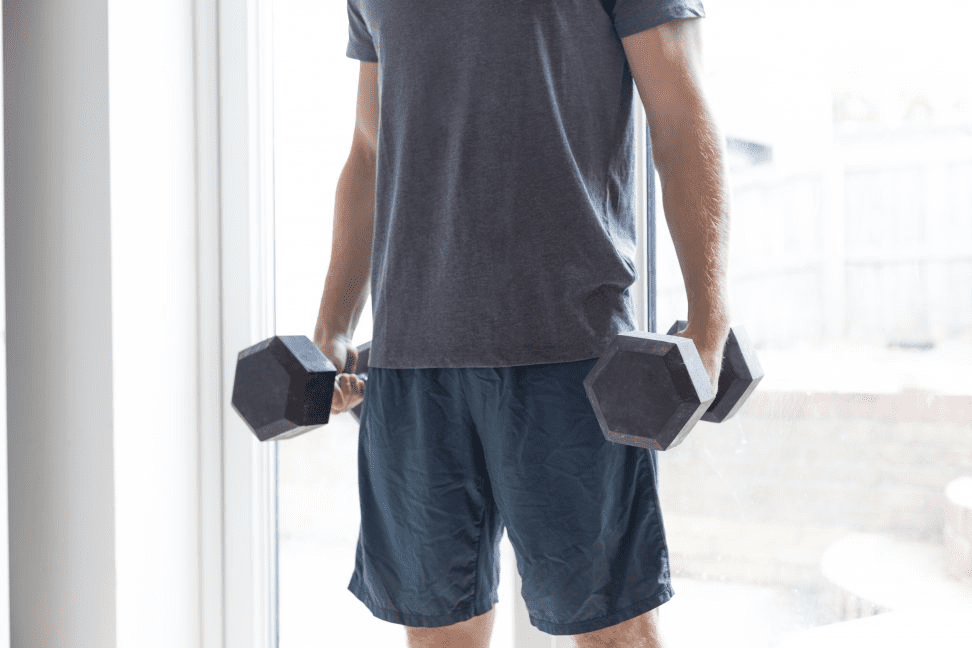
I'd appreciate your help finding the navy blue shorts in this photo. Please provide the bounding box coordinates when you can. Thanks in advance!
[347,356,673,636]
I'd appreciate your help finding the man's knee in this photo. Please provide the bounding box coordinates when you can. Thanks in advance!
[572,608,664,648]
[405,607,496,648]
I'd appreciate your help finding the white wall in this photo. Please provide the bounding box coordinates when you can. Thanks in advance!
[109,0,201,644]
[5,0,118,644]
[3,1,275,647]
[0,4,10,646]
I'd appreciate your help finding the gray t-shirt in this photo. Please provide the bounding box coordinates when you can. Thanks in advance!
[346,0,704,369]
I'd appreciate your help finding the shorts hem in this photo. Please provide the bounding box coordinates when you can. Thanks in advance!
[529,585,674,636]
[348,572,500,628]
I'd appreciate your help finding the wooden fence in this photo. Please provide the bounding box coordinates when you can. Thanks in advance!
[655,128,972,349]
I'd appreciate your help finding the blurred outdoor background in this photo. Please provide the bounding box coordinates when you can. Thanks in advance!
[271,1,972,646]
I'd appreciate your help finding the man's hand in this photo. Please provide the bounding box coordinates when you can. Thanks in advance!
[315,332,366,415]
[674,319,728,396]
[332,373,366,415]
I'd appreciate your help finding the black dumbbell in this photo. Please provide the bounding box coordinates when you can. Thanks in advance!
[231,335,371,442]
[583,320,763,451]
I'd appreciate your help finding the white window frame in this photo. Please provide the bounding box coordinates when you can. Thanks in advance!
[200,0,278,646]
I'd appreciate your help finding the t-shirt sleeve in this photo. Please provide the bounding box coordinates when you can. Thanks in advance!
[346,1,379,62]
[611,0,705,39]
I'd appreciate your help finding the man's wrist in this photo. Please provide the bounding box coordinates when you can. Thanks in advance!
[314,322,350,345]
[687,300,731,335]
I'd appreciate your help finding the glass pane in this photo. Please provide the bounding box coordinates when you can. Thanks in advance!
[270,1,396,646]
[653,3,972,647]
[272,1,972,647]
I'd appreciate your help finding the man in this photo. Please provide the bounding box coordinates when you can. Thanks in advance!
[315,1,730,646]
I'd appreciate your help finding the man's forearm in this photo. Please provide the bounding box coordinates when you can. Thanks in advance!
[315,150,376,343]
[654,107,732,334]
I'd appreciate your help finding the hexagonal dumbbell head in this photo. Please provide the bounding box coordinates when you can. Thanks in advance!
[231,335,337,442]
[583,331,716,451]
[667,321,764,423]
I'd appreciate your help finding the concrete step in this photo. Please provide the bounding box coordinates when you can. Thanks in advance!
[753,332,972,396]
[821,532,972,620]
[774,608,972,648]
[663,513,847,588]
[945,476,972,580]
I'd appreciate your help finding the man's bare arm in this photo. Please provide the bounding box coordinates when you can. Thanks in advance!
[314,61,379,345]
[621,18,731,341]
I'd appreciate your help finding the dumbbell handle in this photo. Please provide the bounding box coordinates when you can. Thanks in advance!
[667,320,763,423]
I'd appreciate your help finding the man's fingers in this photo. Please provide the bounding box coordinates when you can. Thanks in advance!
[332,374,365,414]
[332,375,349,413]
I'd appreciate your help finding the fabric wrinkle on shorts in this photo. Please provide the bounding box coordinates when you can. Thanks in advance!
[347,356,673,636]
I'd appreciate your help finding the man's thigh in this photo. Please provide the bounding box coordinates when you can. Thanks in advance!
[347,366,504,628]
[461,357,674,637]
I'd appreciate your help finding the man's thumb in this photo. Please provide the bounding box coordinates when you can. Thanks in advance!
[342,347,357,374]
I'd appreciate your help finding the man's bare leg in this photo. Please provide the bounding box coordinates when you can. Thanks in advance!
[572,609,665,648]
[405,607,496,648]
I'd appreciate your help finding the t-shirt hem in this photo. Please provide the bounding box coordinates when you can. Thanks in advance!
[368,349,606,370]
